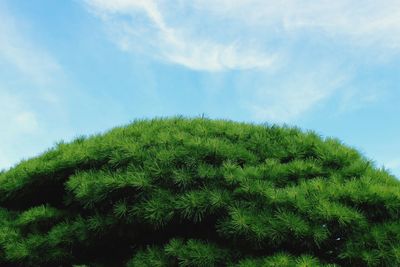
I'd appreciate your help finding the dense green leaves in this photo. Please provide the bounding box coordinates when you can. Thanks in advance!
[0,117,399,266]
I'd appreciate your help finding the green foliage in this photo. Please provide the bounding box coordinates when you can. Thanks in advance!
[0,116,399,266]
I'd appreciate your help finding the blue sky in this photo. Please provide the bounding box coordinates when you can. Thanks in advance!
[0,0,399,178]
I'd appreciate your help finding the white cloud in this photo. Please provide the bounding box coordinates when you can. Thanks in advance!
[0,5,62,86]
[0,3,64,139]
[83,0,396,121]
[85,0,400,72]
[0,91,39,135]
[337,87,381,114]
[15,112,39,132]
[193,0,400,50]
[0,89,41,170]
[84,0,276,71]
[248,87,333,123]
[242,66,347,122]
[0,4,66,170]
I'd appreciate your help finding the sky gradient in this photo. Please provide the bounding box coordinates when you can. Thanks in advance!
[0,0,399,178]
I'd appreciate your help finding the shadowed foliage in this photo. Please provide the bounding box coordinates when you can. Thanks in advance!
[0,117,399,266]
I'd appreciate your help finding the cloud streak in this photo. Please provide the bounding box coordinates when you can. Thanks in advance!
[0,6,62,85]
[85,0,400,72]
[0,3,67,170]
[83,0,395,122]
[0,90,40,169]
[238,63,349,122]
[193,0,400,50]
[84,0,276,71]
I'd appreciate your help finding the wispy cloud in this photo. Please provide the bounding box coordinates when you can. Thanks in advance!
[0,3,64,128]
[83,0,396,121]
[0,91,39,135]
[247,84,335,123]
[84,0,276,71]
[337,87,381,114]
[193,0,400,51]
[85,0,400,72]
[239,63,348,122]
[0,90,40,169]
[0,6,62,85]
[0,3,66,170]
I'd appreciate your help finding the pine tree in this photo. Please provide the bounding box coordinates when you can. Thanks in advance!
[0,117,399,266]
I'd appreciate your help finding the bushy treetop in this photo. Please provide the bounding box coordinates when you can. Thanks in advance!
[0,117,399,266]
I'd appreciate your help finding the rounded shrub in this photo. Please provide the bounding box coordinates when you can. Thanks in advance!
[0,117,399,266]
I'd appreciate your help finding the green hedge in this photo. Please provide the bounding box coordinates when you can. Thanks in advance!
[0,117,399,266]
